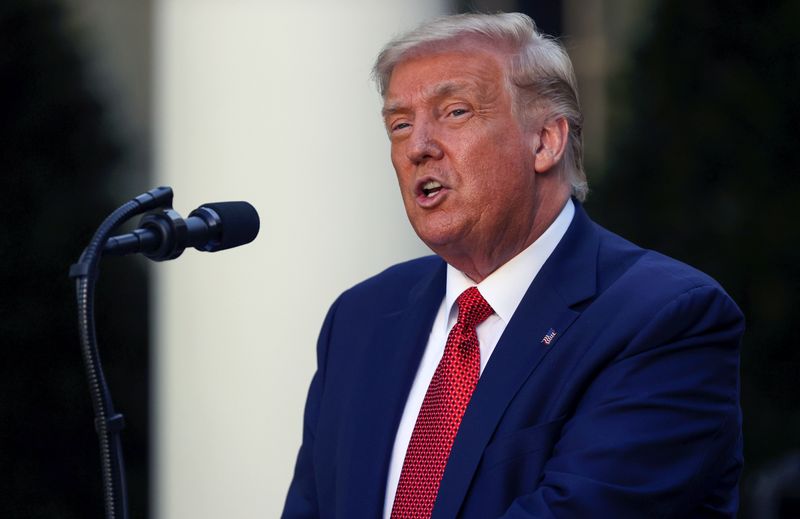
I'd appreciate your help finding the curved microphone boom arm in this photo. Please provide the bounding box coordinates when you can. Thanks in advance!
[69,186,259,519]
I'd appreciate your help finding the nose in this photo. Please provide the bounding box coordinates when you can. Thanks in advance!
[406,120,444,165]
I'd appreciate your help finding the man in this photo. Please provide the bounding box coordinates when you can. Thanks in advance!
[283,12,743,519]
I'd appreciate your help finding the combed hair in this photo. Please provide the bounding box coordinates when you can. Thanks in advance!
[372,12,588,201]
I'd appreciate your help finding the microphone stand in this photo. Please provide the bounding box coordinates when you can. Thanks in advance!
[69,186,174,519]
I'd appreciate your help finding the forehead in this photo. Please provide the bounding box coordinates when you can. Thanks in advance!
[383,45,508,111]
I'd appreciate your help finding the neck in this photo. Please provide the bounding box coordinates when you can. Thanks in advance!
[439,191,570,283]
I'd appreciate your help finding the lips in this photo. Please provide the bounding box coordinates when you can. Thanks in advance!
[421,180,443,198]
[414,177,449,207]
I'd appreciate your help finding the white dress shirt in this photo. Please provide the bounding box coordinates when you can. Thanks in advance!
[383,199,575,517]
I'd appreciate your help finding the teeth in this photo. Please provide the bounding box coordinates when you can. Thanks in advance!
[422,181,442,197]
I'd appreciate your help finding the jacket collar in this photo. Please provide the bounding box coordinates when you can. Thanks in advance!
[433,201,600,518]
[340,259,447,516]
[341,201,600,517]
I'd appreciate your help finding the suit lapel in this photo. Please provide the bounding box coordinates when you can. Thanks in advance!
[341,260,447,517]
[432,203,600,518]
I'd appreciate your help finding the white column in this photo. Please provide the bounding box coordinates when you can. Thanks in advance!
[153,1,447,517]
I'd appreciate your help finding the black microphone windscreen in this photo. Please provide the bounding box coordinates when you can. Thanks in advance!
[202,201,260,251]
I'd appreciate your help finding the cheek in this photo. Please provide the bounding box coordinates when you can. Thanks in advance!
[469,148,534,202]
[390,148,410,181]
[389,143,402,168]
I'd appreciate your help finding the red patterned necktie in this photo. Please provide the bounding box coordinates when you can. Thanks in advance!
[391,286,494,519]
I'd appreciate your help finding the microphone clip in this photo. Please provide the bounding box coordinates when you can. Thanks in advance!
[138,209,189,261]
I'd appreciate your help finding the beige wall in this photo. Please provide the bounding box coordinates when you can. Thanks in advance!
[153,1,446,517]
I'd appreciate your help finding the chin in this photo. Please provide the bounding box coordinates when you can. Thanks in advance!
[416,228,463,254]
[409,213,467,251]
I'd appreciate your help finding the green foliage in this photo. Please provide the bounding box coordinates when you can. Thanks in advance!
[589,0,800,509]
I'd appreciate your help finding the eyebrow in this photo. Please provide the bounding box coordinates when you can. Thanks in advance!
[381,103,403,119]
[382,80,473,119]
[432,81,470,99]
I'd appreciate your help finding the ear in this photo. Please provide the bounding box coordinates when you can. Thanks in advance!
[533,116,569,173]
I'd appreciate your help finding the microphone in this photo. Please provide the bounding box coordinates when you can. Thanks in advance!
[103,201,260,261]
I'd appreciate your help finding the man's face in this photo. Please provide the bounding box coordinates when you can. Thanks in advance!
[383,45,542,266]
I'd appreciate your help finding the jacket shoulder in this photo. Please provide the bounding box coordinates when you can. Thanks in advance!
[337,255,444,312]
[593,223,733,300]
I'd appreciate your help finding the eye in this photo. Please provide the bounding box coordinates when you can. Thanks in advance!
[387,118,412,134]
[443,104,472,120]
[391,122,411,132]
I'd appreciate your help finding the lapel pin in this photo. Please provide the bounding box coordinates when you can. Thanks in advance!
[541,328,557,345]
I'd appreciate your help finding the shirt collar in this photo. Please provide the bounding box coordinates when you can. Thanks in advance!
[444,198,575,326]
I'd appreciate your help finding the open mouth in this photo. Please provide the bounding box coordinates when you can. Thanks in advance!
[421,180,443,198]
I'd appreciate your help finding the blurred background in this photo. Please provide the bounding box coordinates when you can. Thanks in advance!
[1,0,797,517]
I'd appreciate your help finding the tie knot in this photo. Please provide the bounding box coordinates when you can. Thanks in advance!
[456,287,494,329]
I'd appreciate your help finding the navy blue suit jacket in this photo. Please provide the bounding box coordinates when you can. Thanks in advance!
[282,203,744,518]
